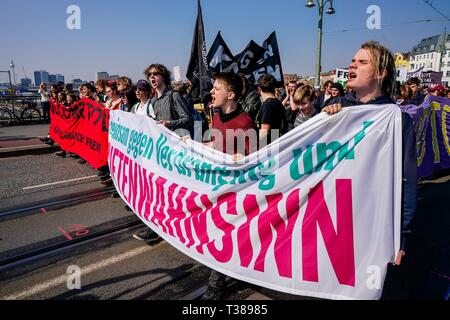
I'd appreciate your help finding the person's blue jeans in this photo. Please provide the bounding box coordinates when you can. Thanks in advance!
[41,101,50,123]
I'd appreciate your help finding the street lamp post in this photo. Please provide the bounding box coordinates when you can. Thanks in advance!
[439,28,447,73]
[306,0,335,89]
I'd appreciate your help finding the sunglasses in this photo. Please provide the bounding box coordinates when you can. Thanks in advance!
[148,72,162,77]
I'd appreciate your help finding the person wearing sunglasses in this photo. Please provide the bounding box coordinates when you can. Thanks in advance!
[144,63,193,136]
[132,65,193,243]
[129,80,154,117]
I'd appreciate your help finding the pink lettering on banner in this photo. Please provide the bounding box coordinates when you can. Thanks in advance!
[302,180,355,287]
[254,190,299,278]
[166,184,189,243]
[164,183,179,237]
[121,155,130,200]
[151,177,168,233]
[185,192,212,254]
[278,189,300,277]
[109,145,357,288]
[137,167,150,218]
[143,172,156,221]
[116,149,125,187]
[127,162,139,209]
[207,192,237,263]
[183,193,196,249]
[237,195,260,268]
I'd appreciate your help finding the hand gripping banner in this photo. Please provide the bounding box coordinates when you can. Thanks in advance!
[50,98,110,169]
[108,105,403,300]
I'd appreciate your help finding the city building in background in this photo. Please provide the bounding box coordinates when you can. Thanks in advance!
[97,72,109,81]
[395,52,411,82]
[71,78,86,90]
[410,32,450,86]
[319,70,336,86]
[33,70,49,87]
[49,74,57,84]
[96,72,119,81]
[56,74,65,83]
[20,78,32,88]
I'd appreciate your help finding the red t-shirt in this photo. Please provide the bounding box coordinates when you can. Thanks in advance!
[212,107,256,156]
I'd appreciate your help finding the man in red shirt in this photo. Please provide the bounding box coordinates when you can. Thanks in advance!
[201,72,256,300]
[208,72,257,158]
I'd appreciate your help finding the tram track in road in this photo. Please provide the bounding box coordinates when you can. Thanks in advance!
[0,216,142,272]
[0,144,60,158]
[0,185,116,222]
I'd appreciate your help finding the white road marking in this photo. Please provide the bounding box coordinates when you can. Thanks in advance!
[22,175,98,190]
[1,245,153,300]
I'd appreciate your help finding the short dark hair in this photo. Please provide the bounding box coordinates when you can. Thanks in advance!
[406,77,421,86]
[86,83,96,94]
[332,82,345,96]
[323,80,334,89]
[144,64,171,86]
[258,74,277,94]
[67,93,77,103]
[105,82,118,92]
[213,72,243,101]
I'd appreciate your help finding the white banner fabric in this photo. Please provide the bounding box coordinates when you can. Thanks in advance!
[108,104,403,300]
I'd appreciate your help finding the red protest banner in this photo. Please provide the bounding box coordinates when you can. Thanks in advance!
[50,98,110,169]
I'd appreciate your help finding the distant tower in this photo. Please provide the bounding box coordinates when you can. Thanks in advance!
[10,60,16,85]
[173,66,181,82]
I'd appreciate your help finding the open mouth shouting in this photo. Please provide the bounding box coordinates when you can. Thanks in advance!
[348,71,357,82]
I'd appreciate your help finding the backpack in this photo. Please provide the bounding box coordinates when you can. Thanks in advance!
[168,92,209,139]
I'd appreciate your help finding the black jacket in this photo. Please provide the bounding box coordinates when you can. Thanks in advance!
[314,92,332,112]
[410,91,426,106]
[326,93,417,251]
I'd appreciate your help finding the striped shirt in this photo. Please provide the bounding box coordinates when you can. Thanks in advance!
[294,110,317,128]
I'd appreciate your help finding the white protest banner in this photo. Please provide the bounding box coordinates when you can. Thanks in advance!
[108,104,403,300]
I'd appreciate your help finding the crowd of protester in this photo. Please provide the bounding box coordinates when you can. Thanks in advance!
[35,41,449,301]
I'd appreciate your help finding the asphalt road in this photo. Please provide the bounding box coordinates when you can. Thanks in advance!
[0,236,210,300]
[0,196,133,255]
[0,153,100,206]
[0,142,447,301]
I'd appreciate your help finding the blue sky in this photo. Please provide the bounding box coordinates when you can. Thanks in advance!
[1,0,449,83]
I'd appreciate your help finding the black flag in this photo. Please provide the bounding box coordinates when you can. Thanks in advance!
[249,31,284,88]
[206,31,284,88]
[186,0,212,101]
[207,31,237,74]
